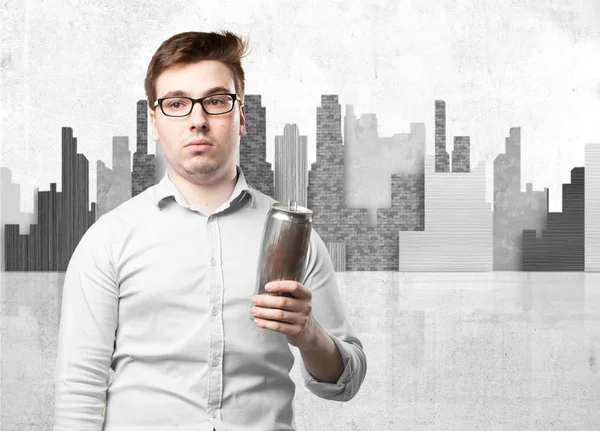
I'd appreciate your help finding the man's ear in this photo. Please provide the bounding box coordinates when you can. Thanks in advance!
[239,103,246,136]
[149,106,160,142]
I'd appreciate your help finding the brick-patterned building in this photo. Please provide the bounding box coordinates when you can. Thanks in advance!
[435,100,450,172]
[452,136,470,173]
[308,95,424,271]
[132,100,156,197]
[239,95,274,197]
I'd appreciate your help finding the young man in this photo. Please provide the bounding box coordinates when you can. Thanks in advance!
[53,31,366,431]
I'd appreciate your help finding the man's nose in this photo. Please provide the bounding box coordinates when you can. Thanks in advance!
[188,101,209,129]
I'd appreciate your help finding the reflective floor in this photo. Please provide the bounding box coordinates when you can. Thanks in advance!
[2,272,599,430]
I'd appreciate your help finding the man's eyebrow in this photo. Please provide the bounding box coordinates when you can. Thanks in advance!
[161,89,189,98]
[160,87,234,99]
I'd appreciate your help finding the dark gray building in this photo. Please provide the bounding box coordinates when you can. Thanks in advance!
[5,127,96,271]
[132,100,156,197]
[452,136,470,173]
[239,95,274,197]
[523,167,585,271]
[435,100,450,172]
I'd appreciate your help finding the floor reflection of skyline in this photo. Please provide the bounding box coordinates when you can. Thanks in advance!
[2,272,599,430]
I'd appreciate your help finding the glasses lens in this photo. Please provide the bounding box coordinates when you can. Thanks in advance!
[161,97,192,116]
[202,94,234,114]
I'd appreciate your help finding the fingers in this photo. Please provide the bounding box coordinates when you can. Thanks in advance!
[252,314,309,338]
[252,293,301,312]
[264,281,312,300]
[250,305,310,326]
[250,280,313,339]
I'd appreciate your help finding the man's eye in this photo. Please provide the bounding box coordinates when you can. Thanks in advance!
[166,99,189,109]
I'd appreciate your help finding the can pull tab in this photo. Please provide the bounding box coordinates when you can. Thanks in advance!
[288,200,298,212]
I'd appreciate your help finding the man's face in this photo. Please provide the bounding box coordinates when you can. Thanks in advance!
[150,60,246,184]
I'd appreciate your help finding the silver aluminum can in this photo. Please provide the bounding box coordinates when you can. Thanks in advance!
[255,200,313,298]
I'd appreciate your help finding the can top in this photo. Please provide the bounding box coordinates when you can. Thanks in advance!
[271,200,313,215]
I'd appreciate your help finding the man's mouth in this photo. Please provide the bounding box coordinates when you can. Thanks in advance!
[185,139,212,149]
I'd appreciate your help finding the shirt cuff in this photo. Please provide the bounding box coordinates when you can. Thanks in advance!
[300,333,357,400]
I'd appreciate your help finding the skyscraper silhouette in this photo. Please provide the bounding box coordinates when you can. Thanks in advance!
[4,127,96,271]
[308,95,347,239]
[239,95,273,197]
[494,128,547,270]
[274,124,308,206]
[452,136,470,173]
[132,100,156,197]
[523,167,585,271]
[435,100,450,172]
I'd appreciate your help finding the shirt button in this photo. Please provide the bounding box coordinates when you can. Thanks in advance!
[210,410,217,418]
[211,358,219,367]
[212,306,218,316]
[210,257,217,266]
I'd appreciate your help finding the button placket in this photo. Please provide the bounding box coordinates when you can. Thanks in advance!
[206,214,223,416]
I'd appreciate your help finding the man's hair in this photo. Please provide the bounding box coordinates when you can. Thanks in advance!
[144,31,249,110]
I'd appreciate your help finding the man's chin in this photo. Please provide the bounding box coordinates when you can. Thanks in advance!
[183,162,220,178]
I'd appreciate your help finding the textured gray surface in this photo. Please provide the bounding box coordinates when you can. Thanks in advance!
[2,271,600,430]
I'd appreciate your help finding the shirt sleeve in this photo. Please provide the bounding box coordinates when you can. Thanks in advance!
[298,228,367,401]
[53,216,119,430]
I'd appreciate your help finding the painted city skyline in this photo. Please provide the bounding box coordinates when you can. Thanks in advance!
[2,95,599,272]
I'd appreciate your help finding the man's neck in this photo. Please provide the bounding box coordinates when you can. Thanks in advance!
[168,167,238,215]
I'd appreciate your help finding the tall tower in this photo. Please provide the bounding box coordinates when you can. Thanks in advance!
[132,100,156,197]
[435,100,450,172]
[239,95,274,197]
[308,95,346,238]
[274,124,308,206]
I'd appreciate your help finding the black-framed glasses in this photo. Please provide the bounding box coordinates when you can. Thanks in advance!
[153,93,238,117]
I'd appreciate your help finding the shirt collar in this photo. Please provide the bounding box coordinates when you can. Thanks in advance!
[154,165,256,211]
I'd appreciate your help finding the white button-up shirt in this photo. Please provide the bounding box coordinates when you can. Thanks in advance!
[53,166,367,431]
